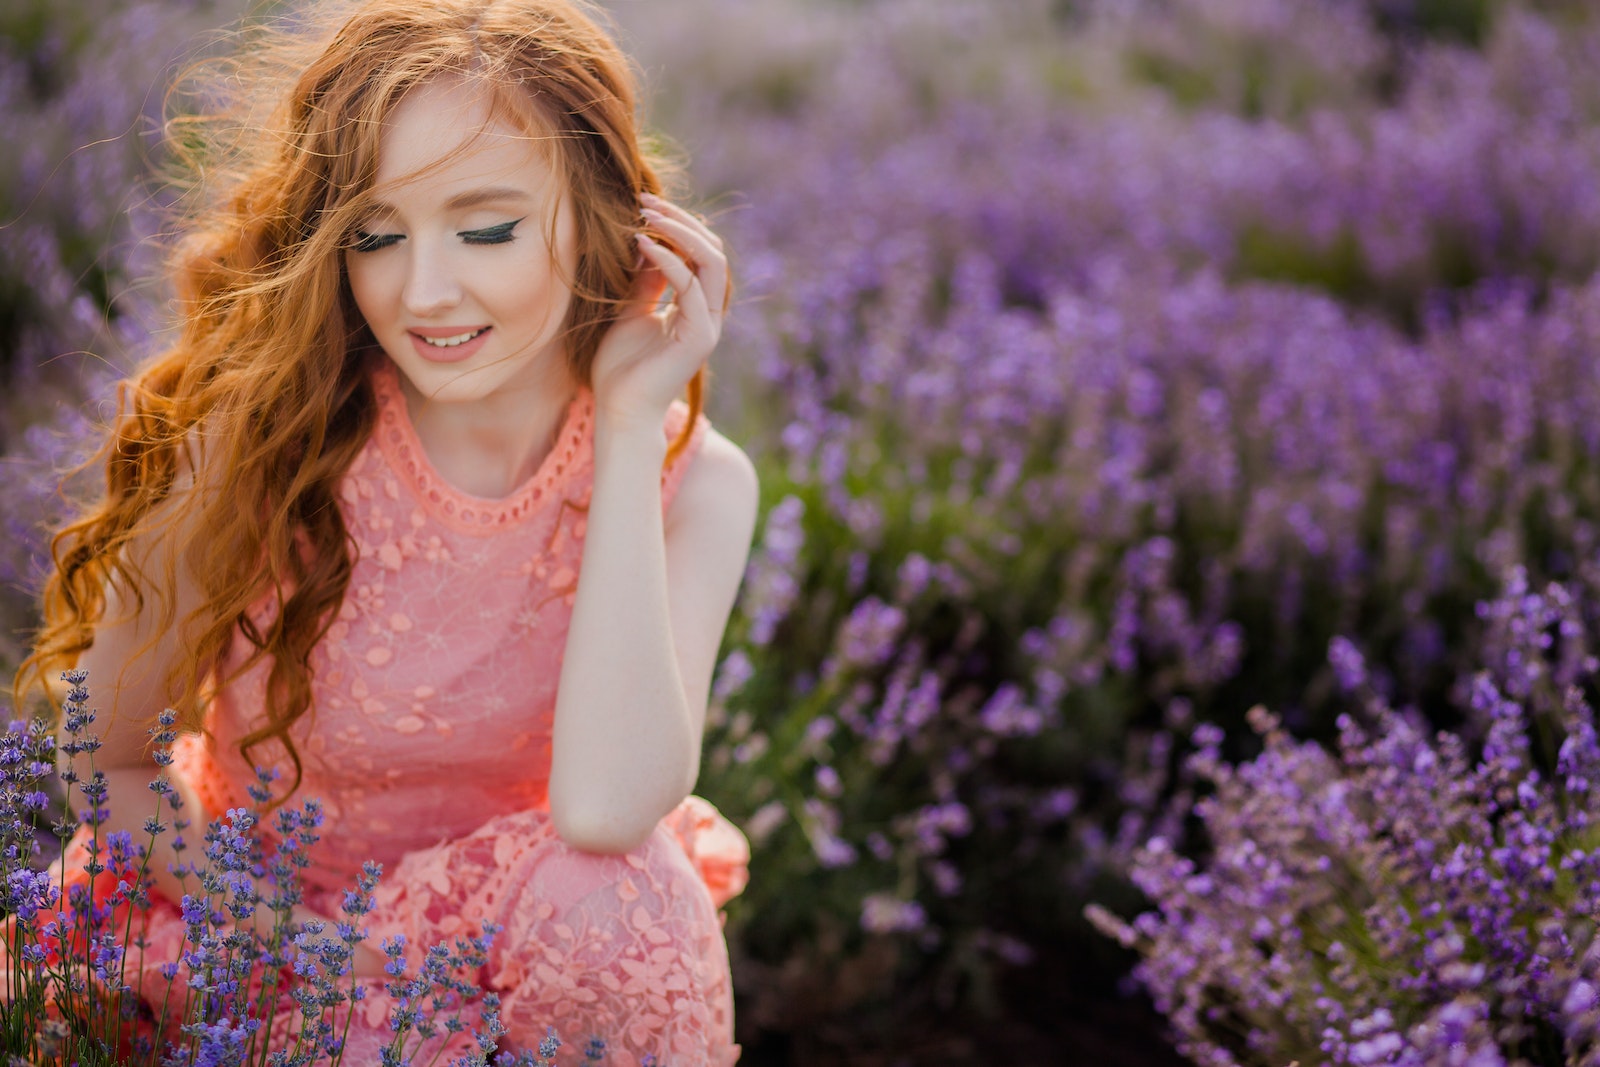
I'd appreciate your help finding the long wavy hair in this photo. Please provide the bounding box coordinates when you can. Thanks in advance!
[18,0,705,792]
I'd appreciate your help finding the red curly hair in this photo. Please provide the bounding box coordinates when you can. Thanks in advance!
[18,0,705,793]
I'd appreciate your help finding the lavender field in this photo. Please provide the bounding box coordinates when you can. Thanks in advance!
[6,0,1600,1063]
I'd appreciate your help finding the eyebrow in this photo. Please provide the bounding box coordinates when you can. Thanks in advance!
[367,186,535,214]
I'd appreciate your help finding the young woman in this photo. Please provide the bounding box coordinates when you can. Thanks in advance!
[17,0,758,1062]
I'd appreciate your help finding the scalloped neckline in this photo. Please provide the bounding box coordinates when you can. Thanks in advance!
[370,360,593,533]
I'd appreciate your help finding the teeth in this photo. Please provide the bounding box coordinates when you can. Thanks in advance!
[420,328,487,348]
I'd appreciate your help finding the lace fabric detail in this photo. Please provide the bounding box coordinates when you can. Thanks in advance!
[151,363,740,1062]
[359,807,742,1066]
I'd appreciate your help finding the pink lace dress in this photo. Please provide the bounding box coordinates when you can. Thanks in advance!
[141,361,748,1064]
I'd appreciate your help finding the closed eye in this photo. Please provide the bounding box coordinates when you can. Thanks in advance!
[350,231,402,254]
[460,217,525,245]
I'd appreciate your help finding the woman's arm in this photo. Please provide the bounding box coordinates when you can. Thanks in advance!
[547,194,758,853]
[548,423,758,854]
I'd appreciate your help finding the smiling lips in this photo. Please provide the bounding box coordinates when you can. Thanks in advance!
[409,326,491,363]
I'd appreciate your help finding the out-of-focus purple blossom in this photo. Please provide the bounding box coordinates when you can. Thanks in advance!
[976,684,1045,738]
[860,894,928,935]
[829,597,906,674]
[710,649,753,704]
[801,797,857,869]
[1328,635,1370,693]
[738,495,805,648]
[743,801,787,847]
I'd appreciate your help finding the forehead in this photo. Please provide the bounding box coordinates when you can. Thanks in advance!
[368,77,560,204]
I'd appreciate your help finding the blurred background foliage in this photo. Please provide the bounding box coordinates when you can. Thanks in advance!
[5,0,1600,1063]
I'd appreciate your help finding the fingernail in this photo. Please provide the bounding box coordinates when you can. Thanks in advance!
[641,207,664,221]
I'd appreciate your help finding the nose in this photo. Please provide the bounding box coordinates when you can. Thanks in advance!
[401,242,463,317]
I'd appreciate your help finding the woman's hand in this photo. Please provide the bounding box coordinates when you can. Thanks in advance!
[588,193,728,430]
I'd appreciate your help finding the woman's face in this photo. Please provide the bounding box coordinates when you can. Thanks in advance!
[345,77,580,407]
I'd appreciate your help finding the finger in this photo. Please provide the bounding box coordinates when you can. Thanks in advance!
[635,232,698,300]
[635,234,717,334]
[640,210,729,314]
[640,197,729,310]
[640,209,717,263]
[640,193,725,252]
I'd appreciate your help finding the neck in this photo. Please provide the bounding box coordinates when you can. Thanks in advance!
[397,364,581,499]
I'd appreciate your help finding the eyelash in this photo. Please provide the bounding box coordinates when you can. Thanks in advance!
[348,217,525,254]
[462,218,523,245]
[350,232,401,254]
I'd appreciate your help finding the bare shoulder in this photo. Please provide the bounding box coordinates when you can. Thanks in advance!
[667,427,759,544]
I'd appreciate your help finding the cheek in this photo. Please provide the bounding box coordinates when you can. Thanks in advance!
[344,257,391,327]
[345,261,374,320]
[500,248,573,324]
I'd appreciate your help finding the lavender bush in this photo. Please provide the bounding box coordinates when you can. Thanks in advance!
[4,671,492,1062]
[0,0,252,667]
[1,674,621,1066]
[603,0,1600,1047]
[1087,567,1600,1066]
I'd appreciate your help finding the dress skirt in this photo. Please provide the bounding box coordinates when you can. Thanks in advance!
[22,796,748,1067]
